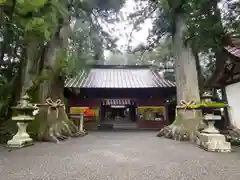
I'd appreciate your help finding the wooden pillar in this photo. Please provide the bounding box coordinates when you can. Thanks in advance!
[164,101,169,125]
[97,105,101,126]
[99,102,103,122]
[135,100,138,121]
[102,105,105,121]
[79,113,84,132]
[128,106,133,121]
[133,105,137,121]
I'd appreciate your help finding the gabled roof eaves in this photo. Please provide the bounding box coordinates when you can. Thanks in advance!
[65,67,176,89]
[225,46,240,59]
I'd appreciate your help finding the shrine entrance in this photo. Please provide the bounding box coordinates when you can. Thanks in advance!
[65,65,176,131]
[99,99,137,129]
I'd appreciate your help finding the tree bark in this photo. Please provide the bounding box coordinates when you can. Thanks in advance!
[28,17,85,143]
[21,41,40,96]
[193,48,205,93]
[157,10,205,141]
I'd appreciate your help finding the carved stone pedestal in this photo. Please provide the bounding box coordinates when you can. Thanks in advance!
[202,114,220,134]
[7,122,33,148]
[198,114,231,152]
[198,133,231,152]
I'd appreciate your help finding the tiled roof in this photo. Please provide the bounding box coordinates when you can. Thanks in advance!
[65,66,175,88]
[225,46,240,59]
[102,99,133,105]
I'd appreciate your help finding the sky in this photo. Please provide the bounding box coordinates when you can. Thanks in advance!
[113,0,152,49]
[103,0,153,57]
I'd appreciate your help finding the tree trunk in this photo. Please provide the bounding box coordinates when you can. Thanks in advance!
[193,49,205,93]
[27,17,86,143]
[157,10,205,141]
[21,41,40,96]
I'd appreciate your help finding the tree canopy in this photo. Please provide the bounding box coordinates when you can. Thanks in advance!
[0,0,126,142]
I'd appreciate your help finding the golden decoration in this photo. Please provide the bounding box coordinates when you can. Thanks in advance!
[45,98,64,119]
[177,100,196,111]
[36,98,65,119]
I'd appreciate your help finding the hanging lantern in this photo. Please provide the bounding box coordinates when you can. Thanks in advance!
[73,88,80,95]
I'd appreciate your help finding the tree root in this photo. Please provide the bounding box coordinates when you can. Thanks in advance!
[157,111,206,142]
[43,120,86,143]
[31,105,88,143]
[221,128,240,146]
[157,124,190,141]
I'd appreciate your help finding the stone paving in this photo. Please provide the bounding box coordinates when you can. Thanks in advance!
[1,131,240,180]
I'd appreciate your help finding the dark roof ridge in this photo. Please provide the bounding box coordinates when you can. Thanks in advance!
[90,64,153,69]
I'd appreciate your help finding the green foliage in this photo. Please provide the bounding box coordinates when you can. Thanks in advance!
[0,77,12,116]
[222,1,240,35]
[14,0,68,41]
[80,0,125,13]
[183,0,224,52]
[167,0,184,9]
[65,18,99,75]
[130,0,239,92]
[40,68,54,81]
[55,48,72,78]
[0,0,7,4]
[25,17,51,40]
[16,0,48,15]
[0,0,126,142]
[132,0,239,52]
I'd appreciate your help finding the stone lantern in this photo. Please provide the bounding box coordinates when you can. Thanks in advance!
[7,94,38,148]
[201,91,221,133]
[202,91,213,102]
[197,91,231,152]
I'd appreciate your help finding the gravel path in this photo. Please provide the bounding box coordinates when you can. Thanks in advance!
[1,131,240,180]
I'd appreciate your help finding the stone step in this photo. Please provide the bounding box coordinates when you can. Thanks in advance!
[197,133,231,152]
[98,124,113,130]
[113,121,136,124]
[113,124,137,129]
[113,124,137,127]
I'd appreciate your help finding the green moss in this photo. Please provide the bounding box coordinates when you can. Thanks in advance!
[55,49,68,75]
[64,97,68,107]
[40,68,54,81]
[27,108,48,140]
[200,101,228,107]
[16,0,48,15]
[173,111,185,125]
[176,111,184,121]
[26,84,39,102]
[178,101,228,109]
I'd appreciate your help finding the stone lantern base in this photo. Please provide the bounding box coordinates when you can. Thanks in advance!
[7,122,33,148]
[196,114,231,152]
[7,137,33,148]
[197,133,231,152]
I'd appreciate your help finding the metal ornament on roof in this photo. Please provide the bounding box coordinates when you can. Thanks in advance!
[73,88,80,95]
[202,91,213,102]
